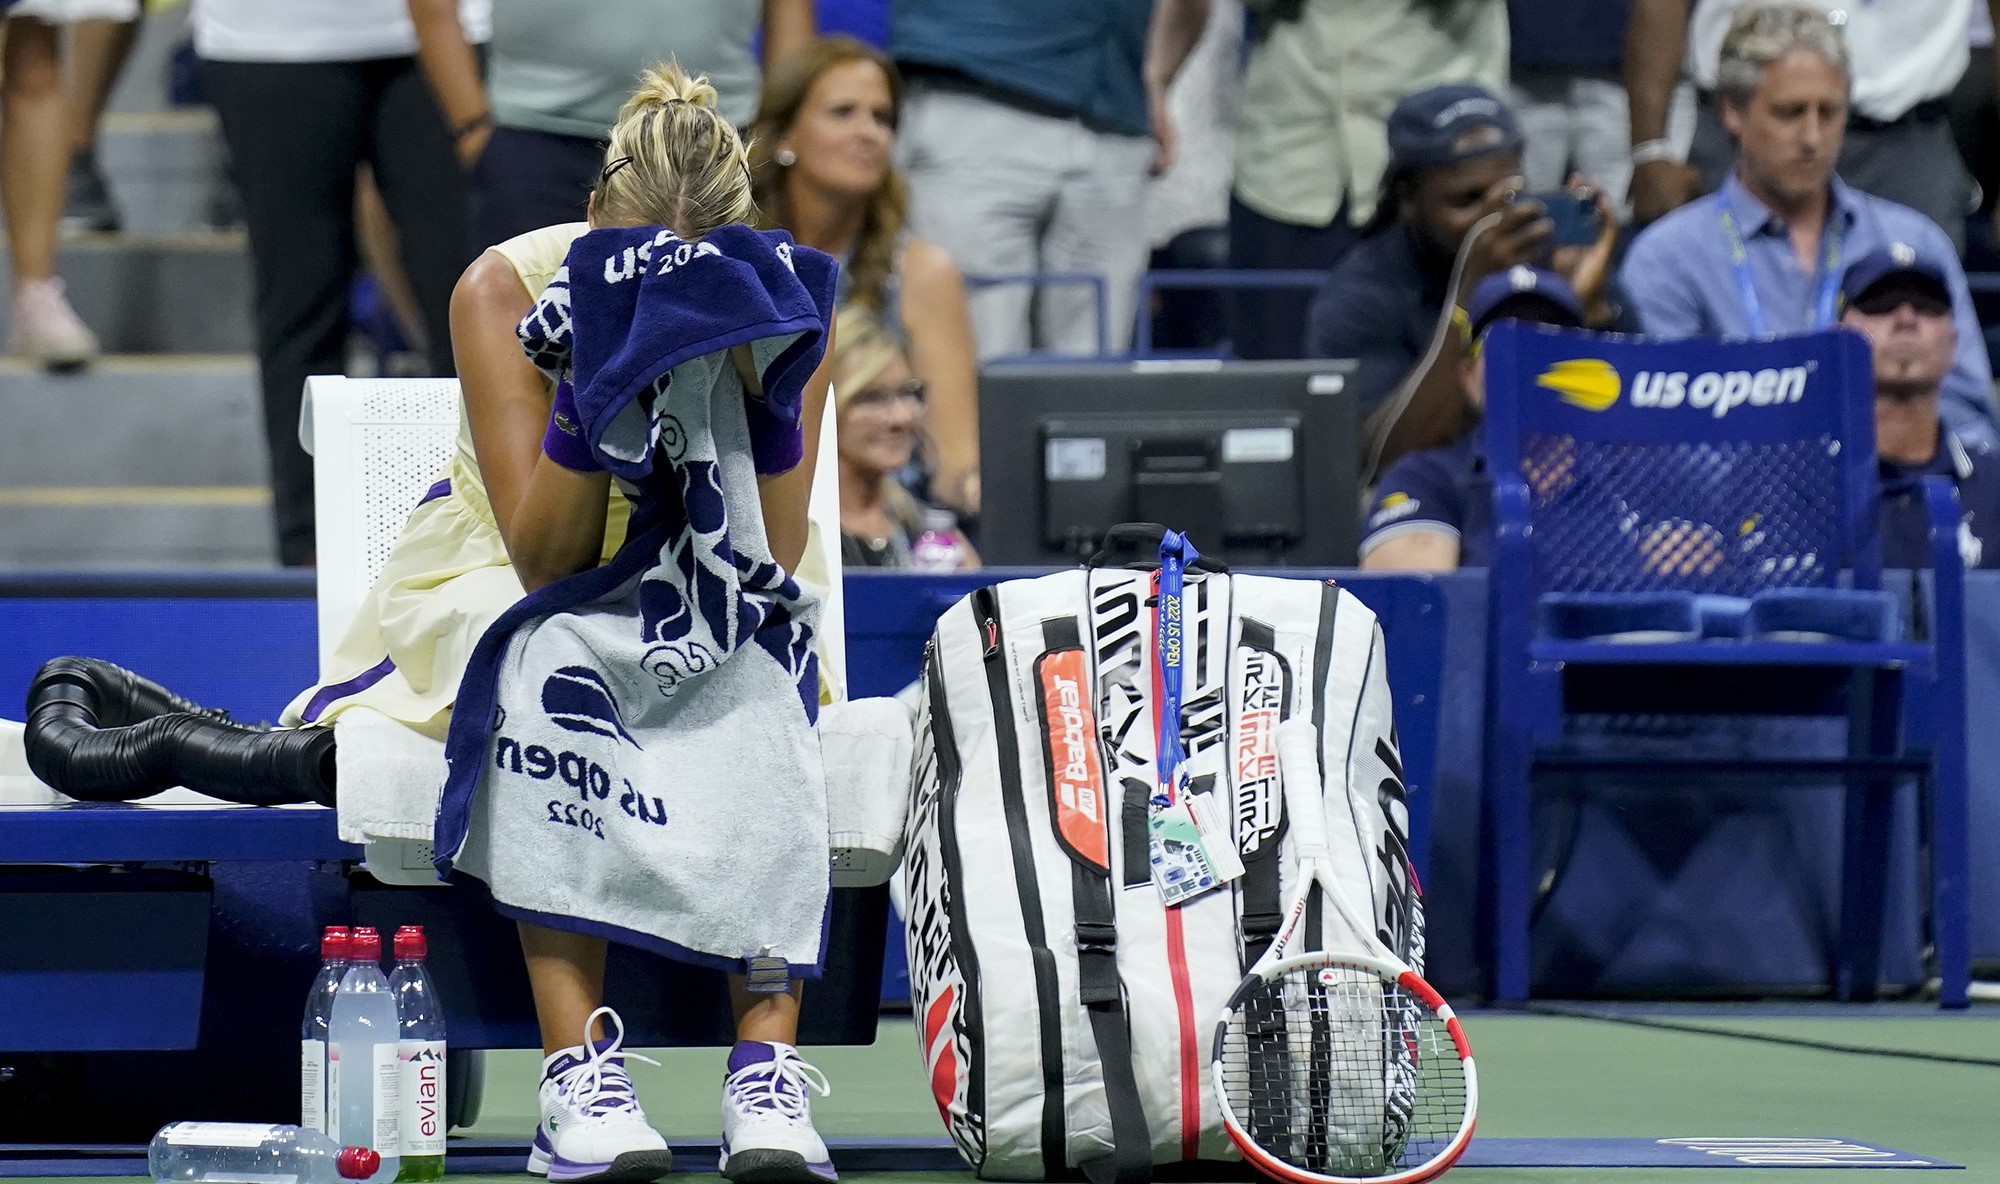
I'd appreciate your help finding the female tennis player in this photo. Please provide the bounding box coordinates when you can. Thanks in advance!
[292,63,842,1184]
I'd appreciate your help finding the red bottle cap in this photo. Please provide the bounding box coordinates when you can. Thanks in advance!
[335,1147,380,1180]
[321,926,351,960]
[350,927,382,961]
[393,925,427,960]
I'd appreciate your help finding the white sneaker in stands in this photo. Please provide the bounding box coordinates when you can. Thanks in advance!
[719,1040,836,1182]
[10,277,98,370]
[525,1006,674,1183]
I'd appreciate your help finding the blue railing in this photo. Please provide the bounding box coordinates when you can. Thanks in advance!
[975,269,2000,360]
[961,271,1111,360]
[1132,268,1327,356]
[963,268,1335,361]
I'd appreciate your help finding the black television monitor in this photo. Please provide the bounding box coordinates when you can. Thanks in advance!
[977,359,1360,567]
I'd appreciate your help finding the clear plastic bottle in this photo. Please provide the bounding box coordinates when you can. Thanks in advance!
[149,1122,379,1184]
[909,507,964,572]
[389,926,447,1183]
[328,928,400,1184]
[302,926,350,1134]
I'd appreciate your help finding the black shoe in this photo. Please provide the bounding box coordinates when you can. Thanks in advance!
[61,148,120,236]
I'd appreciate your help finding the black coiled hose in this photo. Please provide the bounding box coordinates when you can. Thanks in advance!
[24,656,336,807]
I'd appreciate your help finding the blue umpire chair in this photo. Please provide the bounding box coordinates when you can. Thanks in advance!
[1479,323,1971,1008]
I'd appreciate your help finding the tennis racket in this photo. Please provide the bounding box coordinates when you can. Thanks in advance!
[1211,718,1477,1184]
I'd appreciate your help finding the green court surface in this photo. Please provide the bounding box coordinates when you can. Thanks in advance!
[18,1008,1998,1184]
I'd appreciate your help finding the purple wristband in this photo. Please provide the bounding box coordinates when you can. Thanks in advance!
[541,378,603,473]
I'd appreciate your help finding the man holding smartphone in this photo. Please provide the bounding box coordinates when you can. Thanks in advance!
[1305,83,1622,479]
[1358,266,1588,571]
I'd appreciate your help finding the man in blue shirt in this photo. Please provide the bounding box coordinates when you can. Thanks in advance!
[1619,4,1998,447]
[891,0,1211,359]
[1840,243,2000,570]
[1358,266,1586,570]
[1365,245,2000,573]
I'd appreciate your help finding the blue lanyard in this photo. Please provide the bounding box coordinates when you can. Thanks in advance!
[1153,530,1200,808]
[1719,201,1844,339]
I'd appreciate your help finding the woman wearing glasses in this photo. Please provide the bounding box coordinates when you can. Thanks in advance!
[831,307,977,569]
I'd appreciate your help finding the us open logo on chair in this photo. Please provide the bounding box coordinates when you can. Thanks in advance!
[1534,359,1622,411]
[1537,357,1813,418]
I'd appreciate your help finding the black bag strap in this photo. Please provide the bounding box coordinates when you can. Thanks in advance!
[1240,857,1285,963]
[1120,778,1152,889]
[1084,523,1230,573]
[1041,616,1153,1184]
[1075,876,1153,1184]
[1236,619,1288,964]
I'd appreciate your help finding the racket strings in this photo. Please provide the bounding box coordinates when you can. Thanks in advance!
[1221,965,1467,1180]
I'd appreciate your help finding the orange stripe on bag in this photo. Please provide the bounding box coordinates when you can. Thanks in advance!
[1038,649,1109,870]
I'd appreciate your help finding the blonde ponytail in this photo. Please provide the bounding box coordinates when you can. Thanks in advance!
[595,61,757,237]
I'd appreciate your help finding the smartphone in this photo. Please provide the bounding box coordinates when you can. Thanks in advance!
[1524,189,1603,246]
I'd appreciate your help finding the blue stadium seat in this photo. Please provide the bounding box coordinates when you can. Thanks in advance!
[1479,323,1971,1008]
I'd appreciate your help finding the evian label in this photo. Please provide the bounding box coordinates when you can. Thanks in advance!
[400,1040,448,1156]
[372,1042,402,1154]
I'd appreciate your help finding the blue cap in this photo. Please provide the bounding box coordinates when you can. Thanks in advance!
[1386,84,1523,175]
[1466,266,1585,338]
[1840,241,1952,310]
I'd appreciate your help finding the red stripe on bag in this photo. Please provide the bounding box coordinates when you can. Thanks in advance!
[1150,572,1202,1161]
[924,985,959,1117]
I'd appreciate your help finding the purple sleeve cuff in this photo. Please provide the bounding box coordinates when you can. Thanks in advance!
[750,423,806,476]
[541,378,604,473]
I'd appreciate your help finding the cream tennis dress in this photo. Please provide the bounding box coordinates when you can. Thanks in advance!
[284,222,845,738]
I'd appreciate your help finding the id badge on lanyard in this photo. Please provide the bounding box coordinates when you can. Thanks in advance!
[1147,530,1242,905]
[1720,202,1843,338]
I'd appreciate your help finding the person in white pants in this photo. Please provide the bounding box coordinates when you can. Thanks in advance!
[891,0,1210,359]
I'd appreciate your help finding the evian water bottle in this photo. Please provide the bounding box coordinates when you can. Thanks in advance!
[328,928,400,1183]
[301,927,350,1133]
[389,926,446,1182]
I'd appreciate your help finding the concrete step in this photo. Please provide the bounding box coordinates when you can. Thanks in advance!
[0,356,275,569]
[1,233,252,355]
[88,109,235,238]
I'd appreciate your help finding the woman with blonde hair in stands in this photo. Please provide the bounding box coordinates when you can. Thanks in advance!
[750,36,982,517]
[287,62,844,1184]
[832,306,976,568]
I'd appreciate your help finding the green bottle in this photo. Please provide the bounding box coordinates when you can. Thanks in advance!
[389,926,447,1182]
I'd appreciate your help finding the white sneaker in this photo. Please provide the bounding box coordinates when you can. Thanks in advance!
[10,277,98,370]
[526,1007,675,1183]
[718,1041,836,1183]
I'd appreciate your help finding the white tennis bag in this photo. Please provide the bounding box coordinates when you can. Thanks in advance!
[901,558,1424,1182]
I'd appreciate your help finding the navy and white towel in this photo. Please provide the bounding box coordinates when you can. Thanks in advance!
[435,223,840,977]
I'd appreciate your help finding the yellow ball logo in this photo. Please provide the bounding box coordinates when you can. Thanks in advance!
[1535,358,1622,412]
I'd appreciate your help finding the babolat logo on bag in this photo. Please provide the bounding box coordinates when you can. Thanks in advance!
[1537,357,1811,418]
